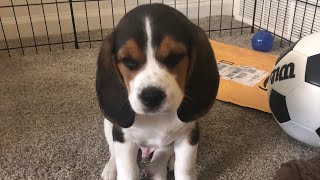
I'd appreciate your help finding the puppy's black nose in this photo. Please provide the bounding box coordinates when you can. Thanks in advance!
[140,87,166,109]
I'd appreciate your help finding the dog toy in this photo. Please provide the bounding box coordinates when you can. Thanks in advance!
[251,30,274,52]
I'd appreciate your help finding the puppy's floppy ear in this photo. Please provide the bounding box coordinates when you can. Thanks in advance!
[177,27,220,122]
[96,33,135,128]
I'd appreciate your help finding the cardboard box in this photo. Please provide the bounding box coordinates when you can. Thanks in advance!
[210,40,279,113]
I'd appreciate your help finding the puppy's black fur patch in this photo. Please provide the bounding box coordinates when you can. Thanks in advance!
[96,34,135,128]
[189,122,200,145]
[112,126,124,143]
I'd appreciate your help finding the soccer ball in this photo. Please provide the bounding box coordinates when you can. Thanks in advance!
[268,32,320,147]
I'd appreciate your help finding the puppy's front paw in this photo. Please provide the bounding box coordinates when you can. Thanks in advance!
[146,161,167,180]
[101,161,116,180]
[167,155,175,172]
[174,171,197,180]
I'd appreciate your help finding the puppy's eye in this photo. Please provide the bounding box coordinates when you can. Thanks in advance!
[122,57,140,70]
[162,54,184,68]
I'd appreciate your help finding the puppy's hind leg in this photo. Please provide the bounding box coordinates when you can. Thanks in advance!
[101,119,117,180]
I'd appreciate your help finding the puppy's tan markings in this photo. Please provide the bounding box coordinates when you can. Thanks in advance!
[171,57,189,91]
[157,36,187,60]
[117,39,145,93]
[118,39,145,63]
[157,36,189,91]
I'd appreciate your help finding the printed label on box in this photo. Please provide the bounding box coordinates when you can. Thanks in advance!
[217,61,269,87]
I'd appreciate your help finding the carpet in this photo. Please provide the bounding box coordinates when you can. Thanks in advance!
[1,27,319,180]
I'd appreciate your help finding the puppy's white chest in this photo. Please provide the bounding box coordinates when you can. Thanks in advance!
[130,127,174,148]
[124,114,192,148]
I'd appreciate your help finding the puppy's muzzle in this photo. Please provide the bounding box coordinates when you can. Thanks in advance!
[139,86,166,111]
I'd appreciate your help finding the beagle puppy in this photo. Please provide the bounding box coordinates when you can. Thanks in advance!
[96,3,220,180]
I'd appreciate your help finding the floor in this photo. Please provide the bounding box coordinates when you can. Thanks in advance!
[0,15,319,180]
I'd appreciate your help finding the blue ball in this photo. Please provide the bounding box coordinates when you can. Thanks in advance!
[251,31,274,52]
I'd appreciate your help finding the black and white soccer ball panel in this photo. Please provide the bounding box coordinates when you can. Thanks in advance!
[269,50,307,96]
[293,32,320,57]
